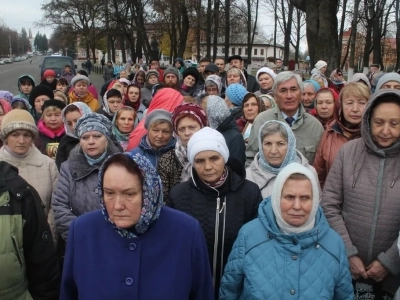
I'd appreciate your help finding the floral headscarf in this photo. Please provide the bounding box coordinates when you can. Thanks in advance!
[330,69,346,86]
[99,152,163,239]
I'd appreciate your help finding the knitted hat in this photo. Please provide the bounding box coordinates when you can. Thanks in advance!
[271,162,320,234]
[71,75,91,87]
[28,85,53,108]
[187,127,229,164]
[256,67,277,82]
[206,96,231,129]
[183,67,200,84]
[43,69,56,78]
[171,103,207,132]
[375,73,400,91]
[163,67,179,79]
[226,83,248,106]
[205,75,222,93]
[11,97,30,110]
[146,70,159,81]
[0,109,38,140]
[144,109,172,130]
[75,113,112,138]
[315,60,327,70]
[303,80,321,93]
[41,99,67,113]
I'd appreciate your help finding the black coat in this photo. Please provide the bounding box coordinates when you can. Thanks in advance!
[217,113,246,166]
[243,70,260,93]
[37,132,65,159]
[55,135,79,170]
[169,159,262,296]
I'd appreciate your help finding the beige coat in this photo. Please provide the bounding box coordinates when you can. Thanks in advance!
[0,146,59,244]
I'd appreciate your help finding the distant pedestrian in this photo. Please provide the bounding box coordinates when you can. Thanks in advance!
[85,58,92,75]
[103,61,114,82]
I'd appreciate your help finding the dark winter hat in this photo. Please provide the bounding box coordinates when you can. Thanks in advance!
[146,70,160,81]
[182,67,200,84]
[28,85,53,108]
[204,64,219,74]
[41,99,67,113]
[228,55,243,63]
[164,67,180,79]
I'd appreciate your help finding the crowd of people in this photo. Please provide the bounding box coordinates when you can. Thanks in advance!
[1,55,400,299]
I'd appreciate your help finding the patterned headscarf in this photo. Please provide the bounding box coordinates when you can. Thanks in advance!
[0,91,14,104]
[98,152,163,239]
[75,112,112,138]
[206,96,231,129]
[171,102,207,132]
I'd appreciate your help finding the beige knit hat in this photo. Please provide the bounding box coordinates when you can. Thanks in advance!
[0,109,38,140]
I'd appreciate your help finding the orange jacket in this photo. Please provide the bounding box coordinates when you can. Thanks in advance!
[68,91,99,112]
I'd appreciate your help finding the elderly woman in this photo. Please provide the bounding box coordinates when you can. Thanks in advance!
[52,113,120,242]
[226,67,247,88]
[0,109,59,241]
[112,106,136,150]
[158,103,207,204]
[301,79,320,113]
[220,163,353,299]
[314,82,370,186]
[204,75,222,96]
[28,85,53,123]
[126,84,146,126]
[169,127,262,296]
[254,67,276,98]
[375,73,400,91]
[311,60,328,87]
[241,93,265,142]
[69,75,99,111]
[322,89,400,297]
[350,73,372,90]
[129,109,175,167]
[311,87,339,129]
[60,152,214,299]
[55,102,92,170]
[246,120,318,198]
[329,68,346,93]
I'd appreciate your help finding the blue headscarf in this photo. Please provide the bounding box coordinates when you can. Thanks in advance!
[258,120,297,175]
[98,152,163,239]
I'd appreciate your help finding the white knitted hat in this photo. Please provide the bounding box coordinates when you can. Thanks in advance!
[315,60,327,70]
[256,67,277,82]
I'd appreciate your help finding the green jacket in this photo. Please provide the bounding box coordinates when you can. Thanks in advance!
[0,162,60,300]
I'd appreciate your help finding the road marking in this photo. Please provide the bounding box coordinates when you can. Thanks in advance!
[0,58,41,74]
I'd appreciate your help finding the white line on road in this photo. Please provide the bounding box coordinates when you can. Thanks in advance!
[0,58,40,75]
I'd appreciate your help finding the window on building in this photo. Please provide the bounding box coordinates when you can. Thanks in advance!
[254,48,258,55]
[232,47,235,55]
[238,48,242,55]
[245,48,248,55]
[261,49,264,55]
[222,47,225,54]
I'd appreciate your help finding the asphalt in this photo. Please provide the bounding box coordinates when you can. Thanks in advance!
[0,56,105,96]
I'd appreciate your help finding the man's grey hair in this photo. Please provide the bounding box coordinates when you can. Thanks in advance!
[272,71,303,94]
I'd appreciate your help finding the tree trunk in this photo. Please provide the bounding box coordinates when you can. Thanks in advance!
[294,8,301,63]
[362,20,372,68]
[177,1,189,57]
[206,0,212,57]
[372,16,382,66]
[196,0,201,60]
[338,0,348,68]
[349,0,359,69]
[283,2,294,66]
[274,0,278,60]
[224,0,231,62]
[120,35,126,63]
[212,0,220,60]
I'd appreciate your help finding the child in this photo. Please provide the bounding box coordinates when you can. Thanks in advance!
[62,65,75,84]
[15,75,36,101]
[41,70,58,90]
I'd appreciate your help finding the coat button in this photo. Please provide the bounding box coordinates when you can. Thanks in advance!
[125,277,133,286]
[292,255,297,260]
[290,289,296,295]
[129,243,136,251]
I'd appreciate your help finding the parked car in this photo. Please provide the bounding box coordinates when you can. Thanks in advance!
[0,59,4,65]
[4,58,12,64]
[184,60,198,68]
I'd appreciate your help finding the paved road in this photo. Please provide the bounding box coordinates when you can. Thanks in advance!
[0,57,105,97]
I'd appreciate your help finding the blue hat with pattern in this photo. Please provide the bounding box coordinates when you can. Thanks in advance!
[75,112,112,138]
[226,83,248,106]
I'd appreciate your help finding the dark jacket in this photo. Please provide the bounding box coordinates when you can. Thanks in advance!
[103,66,114,82]
[169,158,262,296]
[40,79,58,91]
[217,114,246,166]
[0,161,60,300]
[243,70,259,93]
[158,149,182,205]
[96,106,114,121]
[55,135,79,171]
[37,132,65,158]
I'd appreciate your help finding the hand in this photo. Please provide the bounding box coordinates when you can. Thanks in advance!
[349,256,368,280]
[366,260,389,282]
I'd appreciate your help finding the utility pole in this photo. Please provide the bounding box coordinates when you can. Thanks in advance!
[9,35,12,58]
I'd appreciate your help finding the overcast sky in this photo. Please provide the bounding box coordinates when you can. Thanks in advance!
[0,1,53,37]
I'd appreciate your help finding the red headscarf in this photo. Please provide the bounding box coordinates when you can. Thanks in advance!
[311,87,340,129]
[171,103,207,133]
[124,84,142,112]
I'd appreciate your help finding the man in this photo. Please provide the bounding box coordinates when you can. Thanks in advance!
[275,58,284,73]
[0,161,60,299]
[197,57,212,87]
[103,60,114,82]
[246,71,324,165]
[163,66,187,95]
[85,58,92,75]
[204,63,219,78]
[215,58,226,83]
[150,59,164,83]
[227,55,259,93]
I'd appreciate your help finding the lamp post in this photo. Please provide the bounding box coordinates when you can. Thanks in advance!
[9,35,12,58]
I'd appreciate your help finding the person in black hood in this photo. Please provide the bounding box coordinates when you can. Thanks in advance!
[181,67,200,96]
[28,85,54,123]
[169,127,261,298]
[228,55,259,93]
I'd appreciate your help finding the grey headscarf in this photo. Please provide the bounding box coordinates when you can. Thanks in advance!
[206,95,231,129]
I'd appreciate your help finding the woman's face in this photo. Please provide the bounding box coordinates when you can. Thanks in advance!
[280,178,313,227]
[341,95,367,126]
[65,110,82,134]
[148,75,158,85]
[6,130,33,155]
[205,83,219,95]
[119,71,128,79]
[175,61,182,68]
[148,122,172,149]
[34,96,50,113]
[380,81,400,90]
[370,102,400,148]
[183,75,196,88]
[258,73,274,90]
[121,83,128,95]
[56,82,68,94]
[227,73,240,85]
[136,76,145,85]
[107,96,123,113]
[80,131,108,158]
[243,97,259,122]
[43,109,63,129]
[315,92,335,120]
[74,81,88,95]
[176,117,201,147]
[320,66,327,74]
[103,164,143,229]
[117,110,135,134]
[301,85,316,107]
[128,87,140,103]
[262,132,288,167]
[193,150,225,184]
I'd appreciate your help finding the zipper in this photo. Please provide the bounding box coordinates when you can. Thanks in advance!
[212,197,220,289]
[220,197,227,280]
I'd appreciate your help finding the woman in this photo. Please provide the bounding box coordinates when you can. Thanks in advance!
[55,102,92,170]
[169,127,262,296]
[206,95,246,166]
[56,77,70,95]
[226,67,247,88]
[52,113,121,242]
[126,84,146,126]
[133,70,146,88]
[314,82,370,186]
[173,57,186,77]
[311,60,328,87]
[204,75,222,96]
[76,69,99,100]
[16,74,35,101]
[11,97,30,110]
[158,103,207,204]
[322,89,400,297]
[0,109,59,242]
[129,109,175,168]
[301,79,320,113]
[258,94,275,110]
[112,106,136,151]
[69,75,99,111]
[181,68,200,96]
[28,85,53,123]
[40,69,58,90]
[311,87,339,129]
[60,152,214,299]
[254,67,276,98]
[246,120,318,198]
[37,99,66,159]
[98,88,124,121]
[241,93,265,142]
[141,70,159,108]
[329,68,346,93]
[220,163,353,299]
